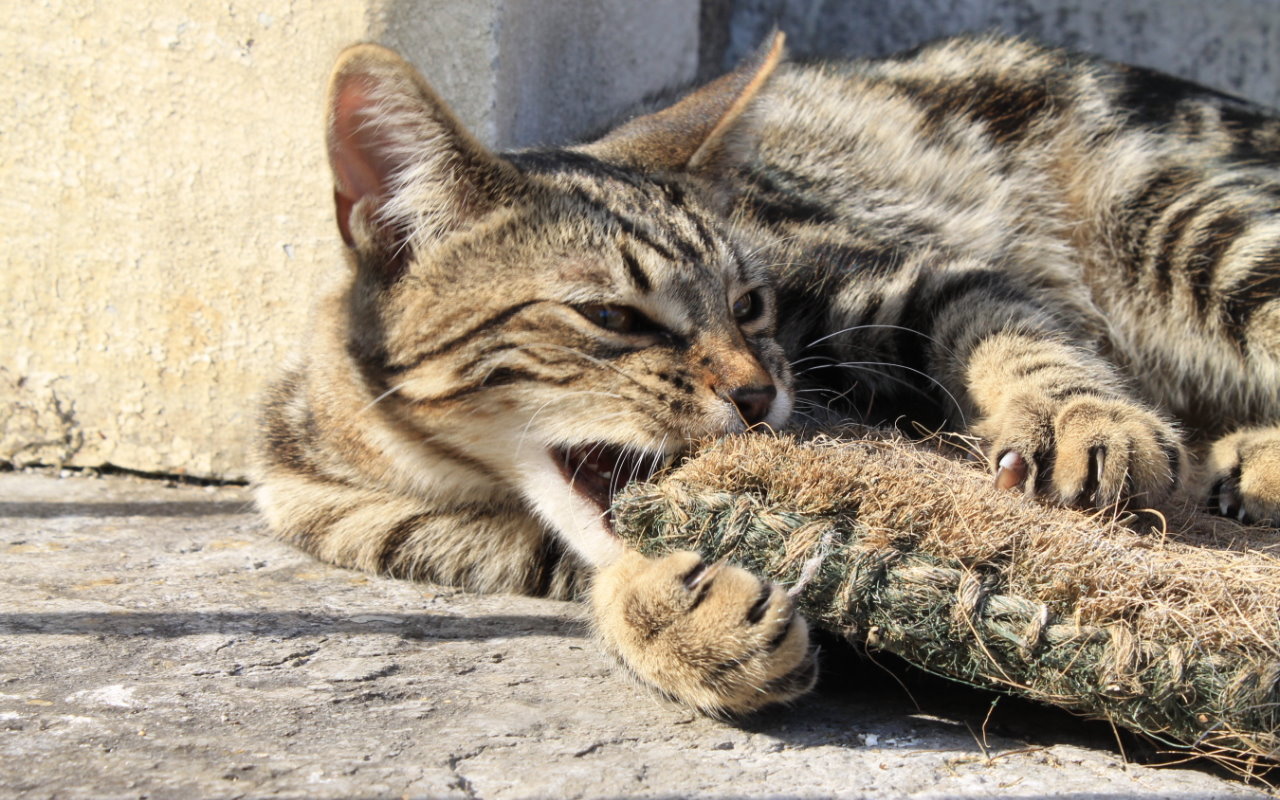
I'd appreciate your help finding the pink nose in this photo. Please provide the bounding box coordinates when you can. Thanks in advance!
[729,385,776,427]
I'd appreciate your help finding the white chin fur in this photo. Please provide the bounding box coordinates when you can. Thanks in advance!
[512,450,625,568]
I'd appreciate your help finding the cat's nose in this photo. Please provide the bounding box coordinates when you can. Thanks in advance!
[729,384,776,427]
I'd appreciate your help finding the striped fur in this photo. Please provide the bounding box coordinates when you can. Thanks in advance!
[256,34,1280,714]
[731,36,1279,516]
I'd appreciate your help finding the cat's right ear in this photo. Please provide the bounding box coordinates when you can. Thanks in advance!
[326,44,519,281]
[582,32,785,175]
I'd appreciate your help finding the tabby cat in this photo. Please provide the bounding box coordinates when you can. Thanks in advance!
[256,33,1280,714]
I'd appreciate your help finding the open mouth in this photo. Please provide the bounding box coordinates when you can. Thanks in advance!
[552,443,670,517]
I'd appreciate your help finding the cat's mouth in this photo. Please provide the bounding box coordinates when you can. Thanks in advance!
[552,443,668,518]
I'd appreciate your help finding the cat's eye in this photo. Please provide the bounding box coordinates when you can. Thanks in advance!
[579,304,637,333]
[732,290,763,323]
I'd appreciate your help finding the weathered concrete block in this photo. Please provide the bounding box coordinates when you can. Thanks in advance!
[1,1,697,479]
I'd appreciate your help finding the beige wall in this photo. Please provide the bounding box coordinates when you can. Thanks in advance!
[1,1,697,480]
[3,2,368,478]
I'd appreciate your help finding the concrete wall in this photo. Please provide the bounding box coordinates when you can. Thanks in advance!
[3,0,1275,480]
[1,1,697,480]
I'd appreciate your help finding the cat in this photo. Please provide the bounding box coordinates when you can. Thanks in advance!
[255,32,1280,715]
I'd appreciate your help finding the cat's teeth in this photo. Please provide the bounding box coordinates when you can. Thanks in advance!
[599,469,614,480]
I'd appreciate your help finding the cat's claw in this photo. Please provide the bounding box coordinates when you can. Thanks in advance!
[983,394,1184,511]
[1208,473,1244,520]
[1204,427,1280,526]
[994,450,1028,490]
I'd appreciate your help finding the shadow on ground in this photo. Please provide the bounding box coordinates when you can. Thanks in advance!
[742,633,1266,787]
[0,611,585,640]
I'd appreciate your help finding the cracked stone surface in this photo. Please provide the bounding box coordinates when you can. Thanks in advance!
[1,472,1270,799]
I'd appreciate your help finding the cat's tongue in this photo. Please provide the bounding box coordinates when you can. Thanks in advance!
[554,443,662,513]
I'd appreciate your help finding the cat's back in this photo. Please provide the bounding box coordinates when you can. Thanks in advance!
[757,33,1280,167]
[736,36,1100,317]
[740,33,1280,430]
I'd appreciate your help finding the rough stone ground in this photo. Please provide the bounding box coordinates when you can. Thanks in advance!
[1,471,1271,799]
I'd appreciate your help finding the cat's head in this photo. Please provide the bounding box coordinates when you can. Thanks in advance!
[323,36,791,566]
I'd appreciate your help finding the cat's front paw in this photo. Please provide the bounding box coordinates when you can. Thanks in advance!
[1204,426,1280,526]
[983,393,1184,510]
[591,550,816,715]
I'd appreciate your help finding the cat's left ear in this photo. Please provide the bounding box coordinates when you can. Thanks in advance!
[583,31,785,173]
[326,44,522,281]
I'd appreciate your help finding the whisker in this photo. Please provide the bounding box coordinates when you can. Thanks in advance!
[789,355,839,369]
[801,360,968,428]
[515,392,629,457]
[651,433,671,474]
[620,443,643,499]
[568,439,609,490]
[360,382,410,415]
[802,323,960,362]
[792,379,866,416]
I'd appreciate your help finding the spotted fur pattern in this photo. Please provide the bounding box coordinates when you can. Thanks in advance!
[256,34,1280,714]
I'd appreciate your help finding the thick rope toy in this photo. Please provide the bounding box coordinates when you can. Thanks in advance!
[612,430,1280,772]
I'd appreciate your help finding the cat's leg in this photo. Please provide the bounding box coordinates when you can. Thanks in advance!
[255,366,585,596]
[257,469,584,598]
[874,261,1189,510]
[262,467,815,711]
[962,330,1186,509]
[258,429,815,711]
[590,550,816,714]
[1200,425,1280,525]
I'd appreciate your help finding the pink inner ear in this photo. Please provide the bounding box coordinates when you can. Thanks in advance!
[333,189,357,248]
[331,76,385,198]
[330,74,403,245]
